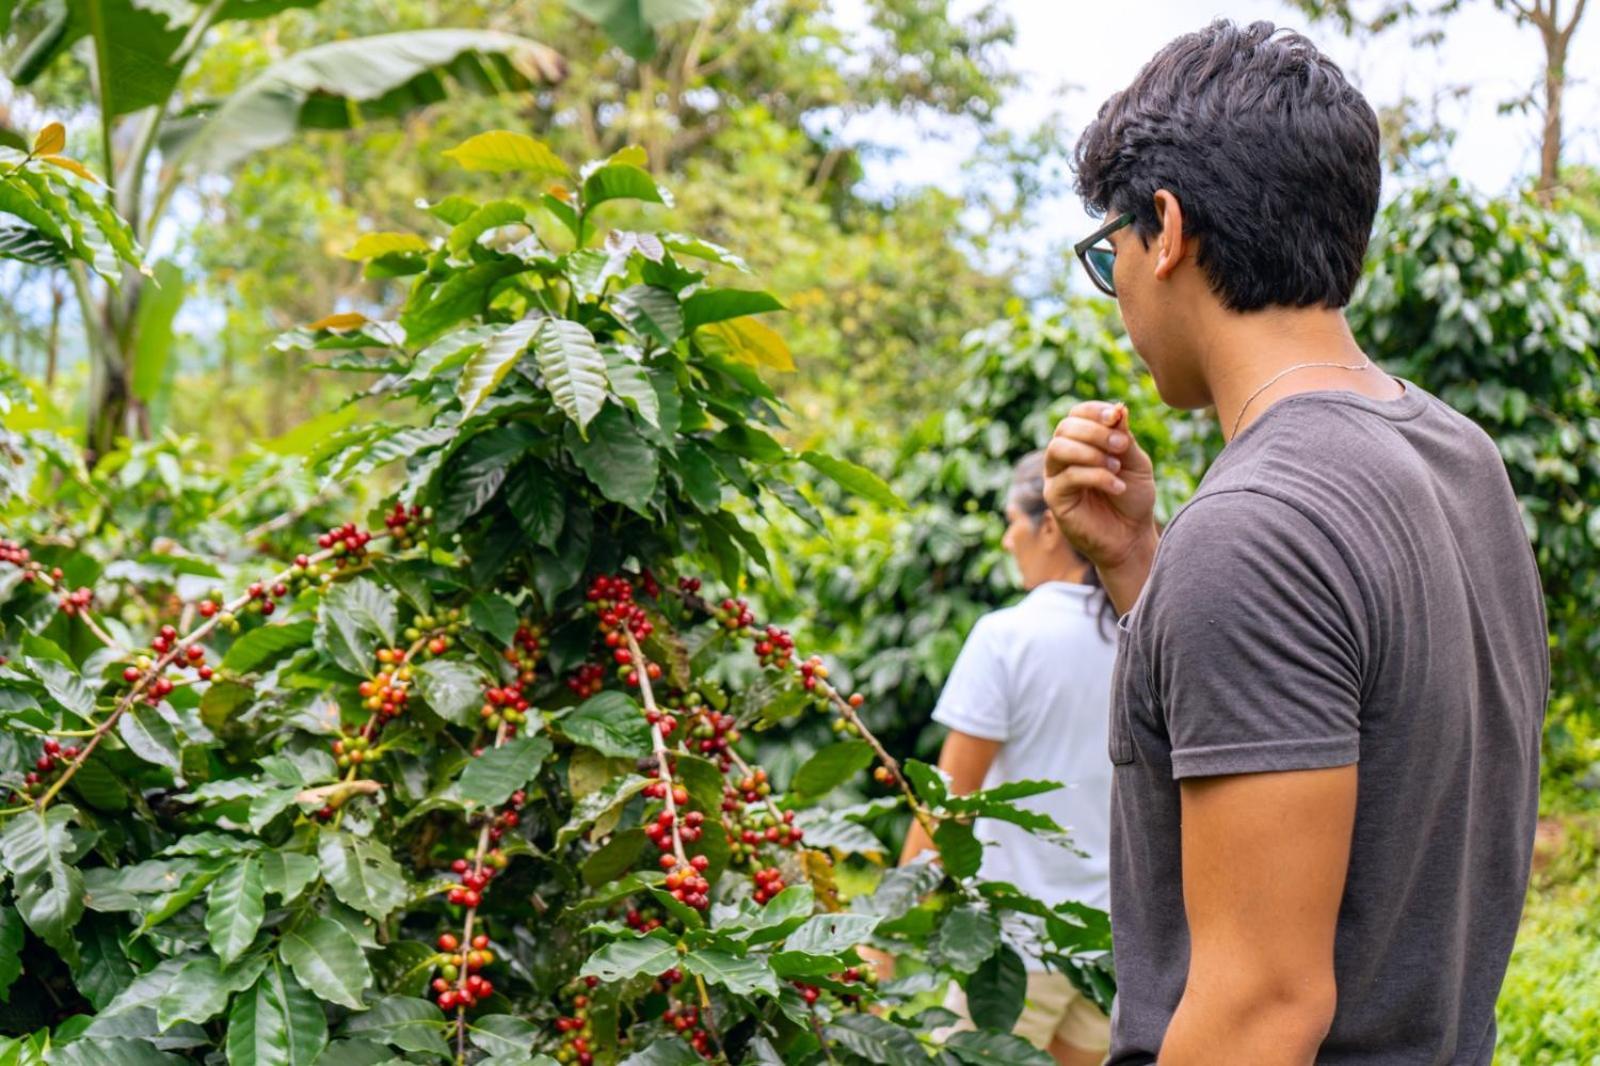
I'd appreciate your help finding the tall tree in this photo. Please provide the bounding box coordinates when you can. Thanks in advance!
[1,0,565,458]
[1291,0,1589,202]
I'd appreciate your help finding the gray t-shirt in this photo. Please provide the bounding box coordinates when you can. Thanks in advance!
[1108,382,1547,1064]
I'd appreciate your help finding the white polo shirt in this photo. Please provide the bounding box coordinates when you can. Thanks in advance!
[932,581,1115,940]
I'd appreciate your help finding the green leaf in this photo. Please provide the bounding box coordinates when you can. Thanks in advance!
[532,318,607,432]
[280,916,372,1010]
[221,621,316,674]
[855,859,942,921]
[467,593,520,646]
[564,0,707,59]
[448,199,530,255]
[603,348,662,429]
[682,949,780,998]
[965,945,1027,1032]
[41,1039,184,1065]
[206,857,266,965]
[343,232,430,259]
[504,462,566,549]
[130,260,187,406]
[316,578,396,676]
[118,705,182,772]
[580,163,665,212]
[556,774,650,846]
[557,691,651,758]
[801,451,905,509]
[458,735,554,807]
[681,288,784,331]
[156,954,270,1029]
[579,936,678,982]
[901,760,948,806]
[934,820,982,880]
[789,741,874,798]
[25,656,95,720]
[580,828,648,888]
[171,31,566,175]
[734,885,815,946]
[412,659,492,727]
[318,834,407,921]
[13,828,82,964]
[570,405,659,513]
[943,1030,1054,1066]
[342,997,449,1057]
[442,130,568,176]
[611,285,683,346]
[0,806,72,875]
[784,912,880,956]
[226,961,328,1066]
[0,907,24,1001]
[259,853,321,905]
[619,1039,699,1066]
[824,1013,928,1065]
[459,319,538,417]
[938,903,1000,974]
[466,1014,539,1057]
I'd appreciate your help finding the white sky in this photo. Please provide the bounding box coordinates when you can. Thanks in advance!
[839,0,1599,277]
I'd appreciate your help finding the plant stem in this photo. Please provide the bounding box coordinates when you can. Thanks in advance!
[625,629,689,866]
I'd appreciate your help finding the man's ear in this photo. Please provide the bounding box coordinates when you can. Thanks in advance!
[1151,188,1188,281]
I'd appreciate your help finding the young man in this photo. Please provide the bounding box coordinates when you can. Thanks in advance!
[895,451,1118,1065]
[1045,20,1547,1066]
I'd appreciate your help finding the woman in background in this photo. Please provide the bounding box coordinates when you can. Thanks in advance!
[900,449,1117,1066]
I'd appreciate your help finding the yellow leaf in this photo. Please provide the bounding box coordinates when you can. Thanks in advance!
[305,312,369,332]
[32,123,65,156]
[441,130,569,177]
[341,232,429,260]
[609,145,649,169]
[40,155,103,185]
[699,317,795,373]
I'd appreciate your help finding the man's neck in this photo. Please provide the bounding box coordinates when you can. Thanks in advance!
[1200,306,1390,441]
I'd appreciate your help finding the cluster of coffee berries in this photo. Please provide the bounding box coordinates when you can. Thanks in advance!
[715,597,755,631]
[566,662,604,698]
[502,624,543,685]
[873,766,895,786]
[331,731,376,772]
[642,770,689,807]
[358,650,413,722]
[752,624,795,670]
[382,502,426,550]
[316,521,374,563]
[444,838,505,902]
[17,739,79,797]
[834,965,875,1006]
[430,932,495,1011]
[645,808,706,855]
[662,860,712,910]
[400,607,465,652]
[552,988,597,1065]
[797,655,829,691]
[723,796,804,866]
[751,864,788,904]
[245,579,289,617]
[793,980,822,1006]
[56,586,93,616]
[660,1003,714,1058]
[685,706,739,766]
[625,906,665,934]
[612,645,663,690]
[588,575,653,642]
[677,576,702,595]
[479,681,531,730]
[475,792,525,844]
[0,539,31,568]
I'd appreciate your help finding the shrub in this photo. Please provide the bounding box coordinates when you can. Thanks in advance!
[0,135,1108,1065]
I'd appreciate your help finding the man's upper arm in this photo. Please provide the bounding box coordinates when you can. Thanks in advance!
[1178,766,1356,1005]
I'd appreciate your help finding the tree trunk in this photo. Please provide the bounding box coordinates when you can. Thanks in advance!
[1537,19,1564,205]
[45,283,62,386]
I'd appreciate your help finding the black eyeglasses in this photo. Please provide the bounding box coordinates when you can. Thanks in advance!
[1074,212,1133,297]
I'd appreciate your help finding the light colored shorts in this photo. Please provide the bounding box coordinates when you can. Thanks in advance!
[943,971,1111,1055]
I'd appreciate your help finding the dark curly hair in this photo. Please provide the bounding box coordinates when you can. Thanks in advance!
[1074,20,1381,311]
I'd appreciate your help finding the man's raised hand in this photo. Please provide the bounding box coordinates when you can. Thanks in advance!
[1043,401,1160,614]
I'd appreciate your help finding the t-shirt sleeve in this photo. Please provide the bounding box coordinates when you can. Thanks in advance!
[931,614,1013,742]
[1143,491,1367,780]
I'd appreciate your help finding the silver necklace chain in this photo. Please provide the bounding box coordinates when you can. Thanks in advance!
[1229,358,1373,439]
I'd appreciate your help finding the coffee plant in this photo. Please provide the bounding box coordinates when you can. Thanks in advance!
[0,134,1109,1065]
